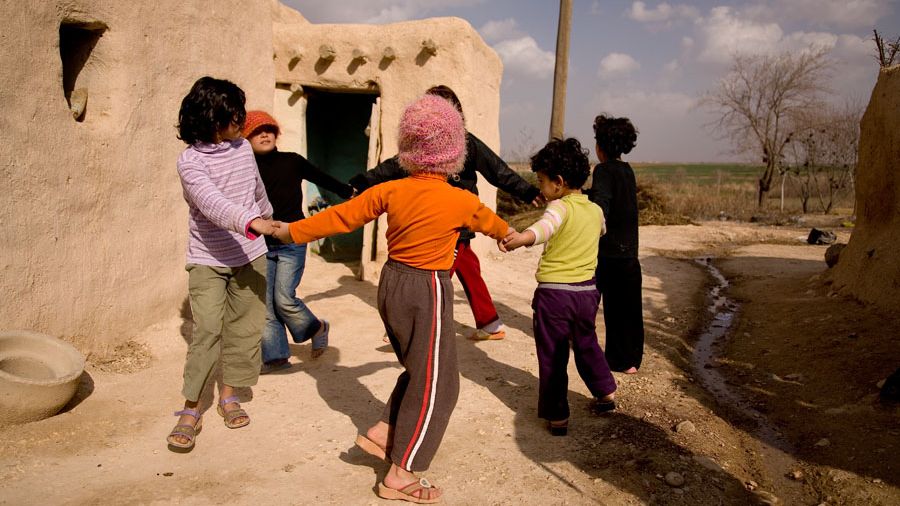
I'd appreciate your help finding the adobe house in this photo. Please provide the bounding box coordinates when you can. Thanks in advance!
[0,1,503,355]
[270,5,503,280]
[830,64,900,311]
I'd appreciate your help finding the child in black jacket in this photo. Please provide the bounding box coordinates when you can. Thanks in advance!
[243,111,354,372]
[349,86,543,342]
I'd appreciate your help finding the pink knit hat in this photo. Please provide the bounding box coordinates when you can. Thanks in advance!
[397,95,466,175]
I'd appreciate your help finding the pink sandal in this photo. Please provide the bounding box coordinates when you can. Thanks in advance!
[377,477,441,504]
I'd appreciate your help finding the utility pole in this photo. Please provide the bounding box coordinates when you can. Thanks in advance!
[549,0,572,140]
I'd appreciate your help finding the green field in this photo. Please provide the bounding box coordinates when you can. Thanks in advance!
[632,163,762,185]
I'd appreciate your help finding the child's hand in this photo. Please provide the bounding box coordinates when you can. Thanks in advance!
[502,229,535,251]
[497,226,514,252]
[272,221,294,244]
[250,218,277,236]
[531,194,547,207]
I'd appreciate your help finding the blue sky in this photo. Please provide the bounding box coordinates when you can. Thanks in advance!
[282,0,898,162]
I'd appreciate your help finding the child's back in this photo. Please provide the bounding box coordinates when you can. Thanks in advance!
[502,137,616,437]
[289,172,505,270]
[531,193,603,283]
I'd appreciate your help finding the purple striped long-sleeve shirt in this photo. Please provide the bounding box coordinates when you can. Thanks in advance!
[177,138,273,267]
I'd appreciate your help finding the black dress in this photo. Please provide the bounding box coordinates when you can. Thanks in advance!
[587,159,645,371]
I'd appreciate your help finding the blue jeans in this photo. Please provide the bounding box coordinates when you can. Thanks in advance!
[261,243,321,363]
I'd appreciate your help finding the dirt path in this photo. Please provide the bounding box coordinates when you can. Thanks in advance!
[1,222,897,505]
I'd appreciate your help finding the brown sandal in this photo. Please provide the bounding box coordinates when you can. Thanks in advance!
[377,477,441,504]
[167,409,202,449]
[217,396,249,429]
[355,434,389,461]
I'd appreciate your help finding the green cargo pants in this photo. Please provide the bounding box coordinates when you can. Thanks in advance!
[181,255,267,402]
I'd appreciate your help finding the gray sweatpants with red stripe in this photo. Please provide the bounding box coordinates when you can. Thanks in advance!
[378,260,460,472]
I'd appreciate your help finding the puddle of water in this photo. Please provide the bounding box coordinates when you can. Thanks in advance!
[691,257,807,502]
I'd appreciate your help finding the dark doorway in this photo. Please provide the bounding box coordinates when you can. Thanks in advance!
[305,89,378,262]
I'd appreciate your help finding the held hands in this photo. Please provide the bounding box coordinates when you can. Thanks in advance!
[272,221,294,244]
[249,218,280,237]
[250,218,293,244]
[499,226,535,252]
[497,226,516,253]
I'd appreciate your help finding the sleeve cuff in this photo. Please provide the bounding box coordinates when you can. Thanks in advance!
[245,216,261,239]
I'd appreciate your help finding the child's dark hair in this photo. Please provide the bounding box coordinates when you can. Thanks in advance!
[177,76,247,145]
[530,137,591,189]
[592,114,638,159]
[426,85,463,117]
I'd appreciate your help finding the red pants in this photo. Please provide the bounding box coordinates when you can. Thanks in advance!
[449,241,500,329]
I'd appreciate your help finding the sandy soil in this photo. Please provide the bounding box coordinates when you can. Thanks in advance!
[1,222,898,505]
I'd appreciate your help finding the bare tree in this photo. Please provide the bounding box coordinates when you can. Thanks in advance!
[783,101,862,213]
[873,29,900,67]
[701,48,831,208]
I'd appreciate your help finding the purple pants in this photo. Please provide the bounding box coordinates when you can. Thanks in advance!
[532,279,617,421]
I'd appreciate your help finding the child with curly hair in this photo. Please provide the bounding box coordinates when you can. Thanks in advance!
[503,137,617,436]
[167,77,277,450]
[274,94,510,502]
[587,115,644,374]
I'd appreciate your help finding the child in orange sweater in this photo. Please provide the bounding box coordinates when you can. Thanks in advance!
[273,95,509,503]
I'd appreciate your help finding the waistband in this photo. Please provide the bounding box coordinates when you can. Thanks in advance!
[536,278,597,292]
[384,258,451,279]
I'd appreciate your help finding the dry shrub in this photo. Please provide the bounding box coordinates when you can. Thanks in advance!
[497,168,692,228]
[636,181,692,225]
[89,340,152,373]
[496,166,538,221]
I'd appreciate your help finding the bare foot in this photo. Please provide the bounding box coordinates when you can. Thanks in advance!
[381,464,442,502]
[366,420,390,451]
[623,367,638,374]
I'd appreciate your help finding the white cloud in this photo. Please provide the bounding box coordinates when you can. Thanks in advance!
[696,6,784,63]
[282,0,485,24]
[764,0,892,30]
[627,1,699,23]
[693,6,875,64]
[479,18,522,43]
[494,36,555,79]
[598,53,641,79]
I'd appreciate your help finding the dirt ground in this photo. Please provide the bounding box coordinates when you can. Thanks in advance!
[1,222,898,505]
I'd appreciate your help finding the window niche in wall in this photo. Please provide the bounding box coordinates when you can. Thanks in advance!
[59,21,107,122]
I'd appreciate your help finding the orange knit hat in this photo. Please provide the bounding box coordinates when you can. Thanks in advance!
[242,110,279,138]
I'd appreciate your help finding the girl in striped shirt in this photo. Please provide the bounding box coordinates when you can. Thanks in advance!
[502,138,617,436]
[166,77,277,451]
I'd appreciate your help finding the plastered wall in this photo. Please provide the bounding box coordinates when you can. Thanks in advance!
[830,65,900,311]
[271,13,505,261]
[0,0,275,354]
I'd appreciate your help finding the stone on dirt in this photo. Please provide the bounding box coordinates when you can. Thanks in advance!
[675,420,696,433]
[665,471,685,487]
